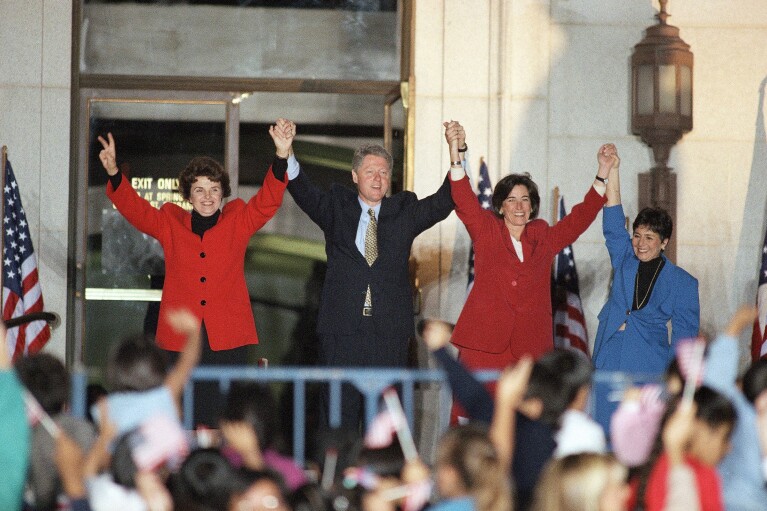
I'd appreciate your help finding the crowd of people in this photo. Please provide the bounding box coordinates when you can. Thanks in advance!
[1,118,767,510]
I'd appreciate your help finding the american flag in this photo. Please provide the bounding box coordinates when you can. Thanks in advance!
[2,159,50,361]
[552,196,589,357]
[467,159,493,293]
[751,224,767,361]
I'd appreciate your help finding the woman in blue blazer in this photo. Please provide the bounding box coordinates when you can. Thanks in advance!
[592,158,699,375]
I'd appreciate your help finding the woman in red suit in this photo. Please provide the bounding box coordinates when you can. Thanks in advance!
[97,119,295,425]
[444,122,619,372]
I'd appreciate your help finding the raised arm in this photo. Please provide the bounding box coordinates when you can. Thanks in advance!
[444,120,466,180]
[662,401,702,511]
[421,319,495,423]
[548,144,616,253]
[409,123,458,234]
[240,119,292,232]
[97,133,119,177]
[163,309,203,400]
[704,306,757,391]
[270,118,295,161]
[602,144,621,206]
[489,356,533,473]
[595,143,619,203]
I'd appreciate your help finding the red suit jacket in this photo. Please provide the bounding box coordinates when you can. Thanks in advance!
[107,169,287,351]
[450,175,605,368]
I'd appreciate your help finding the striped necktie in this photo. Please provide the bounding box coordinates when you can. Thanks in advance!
[364,209,377,308]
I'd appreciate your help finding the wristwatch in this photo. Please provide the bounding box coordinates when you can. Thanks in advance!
[595,175,608,184]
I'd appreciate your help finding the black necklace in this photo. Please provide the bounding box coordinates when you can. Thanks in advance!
[633,257,665,310]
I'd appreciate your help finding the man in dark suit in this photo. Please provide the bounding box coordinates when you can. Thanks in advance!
[284,119,461,430]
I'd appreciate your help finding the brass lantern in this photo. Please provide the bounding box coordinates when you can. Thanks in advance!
[631,0,693,261]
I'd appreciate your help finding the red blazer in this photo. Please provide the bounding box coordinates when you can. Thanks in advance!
[450,175,604,365]
[107,169,287,351]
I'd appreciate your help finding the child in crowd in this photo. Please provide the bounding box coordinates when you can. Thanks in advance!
[92,308,201,436]
[15,352,96,510]
[0,322,30,511]
[616,307,767,509]
[741,358,767,482]
[81,309,201,510]
[219,381,308,490]
[541,350,606,458]
[421,319,604,510]
[701,307,767,510]
[630,387,735,511]
[432,424,512,511]
[530,453,628,511]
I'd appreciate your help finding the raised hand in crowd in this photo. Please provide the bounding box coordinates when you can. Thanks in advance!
[54,432,87,502]
[84,399,117,480]
[164,308,203,400]
[490,356,534,472]
[220,419,265,471]
[724,305,758,337]
[662,400,696,466]
[420,319,454,352]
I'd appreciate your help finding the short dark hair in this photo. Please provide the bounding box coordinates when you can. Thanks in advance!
[694,385,737,433]
[525,349,580,427]
[491,173,540,220]
[178,156,231,200]
[352,144,393,174]
[220,382,278,450]
[171,447,236,509]
[742,359,767,404]
[632,207,673,242]
[106,333,168,392]
[15,353,70,414]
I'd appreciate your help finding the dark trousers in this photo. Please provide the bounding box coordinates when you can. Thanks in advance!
[164,322,249,428]
[318,316,408,432]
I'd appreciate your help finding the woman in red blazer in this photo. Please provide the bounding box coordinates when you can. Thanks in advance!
[445,123,618,372]
[97,119,294,353]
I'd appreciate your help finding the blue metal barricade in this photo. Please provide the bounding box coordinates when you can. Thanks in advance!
[184,366,500,466]
[69,366,661,466]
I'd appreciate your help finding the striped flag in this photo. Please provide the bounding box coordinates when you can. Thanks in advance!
[552,196,589,357]
[2,159,50,361]
[467,159,493,293]
[752,225,767,361]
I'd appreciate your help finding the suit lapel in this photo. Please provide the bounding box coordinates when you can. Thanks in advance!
[343,192,367,265]
[500,220,521,262]
[623,258,639,308]
[647,258,672,306]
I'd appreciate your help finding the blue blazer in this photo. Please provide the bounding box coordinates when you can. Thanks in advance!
[592,205,699,374]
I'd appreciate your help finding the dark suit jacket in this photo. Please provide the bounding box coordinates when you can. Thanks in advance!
[287,170,454,366]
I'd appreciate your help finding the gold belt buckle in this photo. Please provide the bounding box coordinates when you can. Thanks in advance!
[362,306,373,316]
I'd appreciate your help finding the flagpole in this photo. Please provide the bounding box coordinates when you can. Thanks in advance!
[552,187,559,275]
